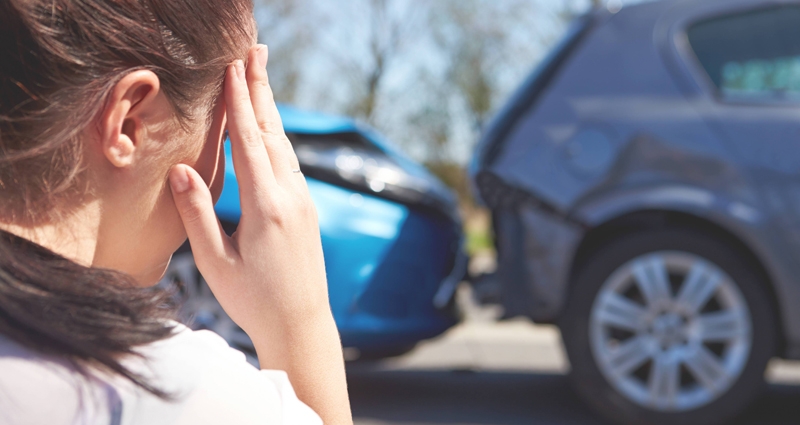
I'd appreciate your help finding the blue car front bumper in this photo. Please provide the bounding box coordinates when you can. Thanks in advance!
[217,176,463,353]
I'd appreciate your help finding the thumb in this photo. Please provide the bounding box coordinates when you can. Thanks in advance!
[169,164,232,273]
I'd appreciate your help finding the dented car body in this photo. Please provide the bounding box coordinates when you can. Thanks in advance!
[474,0,800,354]
[472,0,800,423]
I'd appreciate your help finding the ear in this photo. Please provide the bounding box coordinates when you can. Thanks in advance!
[99,70,161,168]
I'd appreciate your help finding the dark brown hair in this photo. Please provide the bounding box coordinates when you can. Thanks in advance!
[0,0,254,395]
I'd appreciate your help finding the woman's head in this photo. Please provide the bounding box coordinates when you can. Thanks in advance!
[0,0,258,397]
[0,0,256,283]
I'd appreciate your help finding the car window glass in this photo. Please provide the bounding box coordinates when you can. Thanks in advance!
[687,6,800,102]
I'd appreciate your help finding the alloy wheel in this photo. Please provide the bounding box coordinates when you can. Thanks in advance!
[589,251,752,412]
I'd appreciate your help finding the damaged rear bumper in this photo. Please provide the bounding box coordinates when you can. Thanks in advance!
[476,172,585,322]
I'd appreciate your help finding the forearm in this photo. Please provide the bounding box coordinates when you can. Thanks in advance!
[253,309,352,425]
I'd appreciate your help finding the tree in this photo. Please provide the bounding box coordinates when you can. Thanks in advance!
[429,1,496,132]
[250,0,585,166]
[335,0,423,123]
[426,0,549,147]
[254,0,317,104]
[408,71,452,164]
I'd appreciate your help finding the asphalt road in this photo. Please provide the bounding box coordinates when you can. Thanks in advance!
[348,368,800,425]
[346,290,800,425]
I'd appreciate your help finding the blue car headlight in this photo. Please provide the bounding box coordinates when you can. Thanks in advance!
[289,131,459,222]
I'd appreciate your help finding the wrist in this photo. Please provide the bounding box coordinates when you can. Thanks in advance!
[249,307,339,358]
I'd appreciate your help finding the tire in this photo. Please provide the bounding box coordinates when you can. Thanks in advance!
[561,229,777,425]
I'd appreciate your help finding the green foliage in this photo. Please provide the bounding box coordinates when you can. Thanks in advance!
[424,161,496,255]
[466,224,494,255]
[424,161,473,205]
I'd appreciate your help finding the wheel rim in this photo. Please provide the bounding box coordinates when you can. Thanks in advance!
[161,254,259,367]
[589,251,752,412]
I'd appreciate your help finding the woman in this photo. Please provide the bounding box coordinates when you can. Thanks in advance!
[0,0,352,424]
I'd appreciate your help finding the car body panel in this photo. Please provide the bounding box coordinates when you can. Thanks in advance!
[472,0,800,356]
[216,106,461,353]
[663,0,800,354]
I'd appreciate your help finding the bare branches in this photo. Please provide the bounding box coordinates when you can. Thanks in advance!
[430,0,546,132]
[338,0,423,123]
[251,0,583,165]
[254,0,318,103]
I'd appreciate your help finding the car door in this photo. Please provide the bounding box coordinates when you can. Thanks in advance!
[675,2,800,251]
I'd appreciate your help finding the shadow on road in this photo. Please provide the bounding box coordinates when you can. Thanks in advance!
[348,368,605,425]
[347,367,800,425]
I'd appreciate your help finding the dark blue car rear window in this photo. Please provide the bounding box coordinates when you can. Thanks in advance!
[688,5,800,101]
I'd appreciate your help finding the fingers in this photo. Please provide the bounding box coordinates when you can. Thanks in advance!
[225,60,276,211]
[246,46,283,140]
[245,45,302,178]
[169,164,235,276]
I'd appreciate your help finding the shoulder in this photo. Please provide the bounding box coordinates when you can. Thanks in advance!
[141,322,245,362]
[0,335,118,425]
[0,327,321,425]
[121,324,323,425]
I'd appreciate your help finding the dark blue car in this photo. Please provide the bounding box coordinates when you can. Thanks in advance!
[164,105,466,364]
[472,1,800,424]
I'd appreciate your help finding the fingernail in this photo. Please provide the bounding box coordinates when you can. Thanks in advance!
[170,167,190,193]
[257,45,269,69]
[235,60,245,80]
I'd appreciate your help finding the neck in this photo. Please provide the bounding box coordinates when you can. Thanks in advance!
[0,202,101,267]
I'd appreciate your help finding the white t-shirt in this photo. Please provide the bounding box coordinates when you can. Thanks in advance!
[0,324,322,425]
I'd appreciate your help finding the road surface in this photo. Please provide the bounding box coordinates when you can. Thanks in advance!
[347,289,800,425]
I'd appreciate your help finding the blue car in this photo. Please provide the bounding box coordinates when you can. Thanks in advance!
[163,105,465,364]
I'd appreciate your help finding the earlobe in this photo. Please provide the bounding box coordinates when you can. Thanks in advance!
[99,70,161,169]
[106,120,136,167]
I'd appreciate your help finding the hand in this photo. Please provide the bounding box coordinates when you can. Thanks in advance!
[168,45,352,425]
[168,46,329,337]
